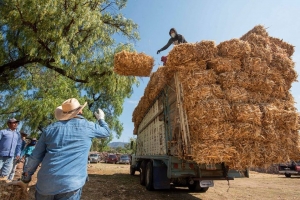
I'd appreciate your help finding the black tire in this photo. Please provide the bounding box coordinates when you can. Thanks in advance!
[145,161,154,191]
[285,174,291,178]
[140,161,147,185]
[130,166,135,176]
[188,181,209,193]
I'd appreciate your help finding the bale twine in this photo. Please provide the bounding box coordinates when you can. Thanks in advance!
[114,51,154,76]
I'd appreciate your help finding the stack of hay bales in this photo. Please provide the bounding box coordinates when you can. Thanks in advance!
[132,25,299,169]
[114,51,154,77]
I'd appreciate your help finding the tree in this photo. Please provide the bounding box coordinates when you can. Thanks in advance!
[0,0,139,140]
[124,137,136,154]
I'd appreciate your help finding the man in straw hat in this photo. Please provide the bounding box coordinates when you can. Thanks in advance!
[0,118,22,182]
[19,98,110,199]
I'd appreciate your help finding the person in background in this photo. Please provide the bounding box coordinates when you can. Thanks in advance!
[22,138,37,170]
[157,28,187,54]
[7,132,28,182]
[21,98,110,199]
[0,118,22,182]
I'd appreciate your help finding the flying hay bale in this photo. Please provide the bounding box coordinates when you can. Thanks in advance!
[114,51,154,76]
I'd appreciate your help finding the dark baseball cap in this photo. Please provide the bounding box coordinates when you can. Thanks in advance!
[7,118,20,123]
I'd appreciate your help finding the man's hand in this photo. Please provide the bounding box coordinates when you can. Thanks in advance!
[157,50,161,54]
[21,172,32,183]
[94,109,105,120]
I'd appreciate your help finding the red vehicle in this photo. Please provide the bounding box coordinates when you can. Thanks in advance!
[105,154,119,164]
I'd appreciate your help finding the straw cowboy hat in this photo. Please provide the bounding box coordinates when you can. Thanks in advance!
[55,98,87,120]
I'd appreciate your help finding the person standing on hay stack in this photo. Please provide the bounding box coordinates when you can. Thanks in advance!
[157,28,187,65]
[0,118,22,182]
[18,98,110,199]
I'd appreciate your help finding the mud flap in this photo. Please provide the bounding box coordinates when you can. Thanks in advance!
[153,160,170,189]
[228,168,249,178]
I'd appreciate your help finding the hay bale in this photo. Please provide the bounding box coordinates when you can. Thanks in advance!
[114,51,154,76]
[232,103,262,126]
[217,39,251,58]
[208,57,241,74]
[166,43,197,66]
[185,99,233,125]
[218,72,238,88]
[269,36,294,57]
[242,57,269,75]
[194,40,218,60]
[240,25,269,40]
[224,86,249,103]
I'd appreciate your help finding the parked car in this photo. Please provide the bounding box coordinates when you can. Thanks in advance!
[118,154,130,164]
[89,153,100,163]
[278,160,300,177]
[105,154,119,164]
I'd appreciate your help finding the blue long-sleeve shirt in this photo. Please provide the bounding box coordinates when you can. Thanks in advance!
[0,129,22,157]
[23,115,110,195]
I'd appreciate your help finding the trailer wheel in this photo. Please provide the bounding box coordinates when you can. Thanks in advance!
[188,181,209,193]
[146,161,154,191]
[285,174,291,178]
[130,166,135,176]
[140,161,147,185]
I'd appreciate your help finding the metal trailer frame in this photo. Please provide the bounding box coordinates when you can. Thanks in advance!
[132,73,246,191]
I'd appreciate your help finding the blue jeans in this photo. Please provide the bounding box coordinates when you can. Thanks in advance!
[35,188,82,200]
[0,156,14,177]
[8,158,18,180]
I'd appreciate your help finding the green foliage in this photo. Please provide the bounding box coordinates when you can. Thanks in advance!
[0,0,140,140]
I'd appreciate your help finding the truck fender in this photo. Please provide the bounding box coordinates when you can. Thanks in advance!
[152,159,170,190]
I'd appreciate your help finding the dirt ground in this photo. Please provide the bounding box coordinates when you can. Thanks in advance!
[10,162,300,200]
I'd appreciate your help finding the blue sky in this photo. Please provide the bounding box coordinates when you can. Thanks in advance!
[112,0,300,143]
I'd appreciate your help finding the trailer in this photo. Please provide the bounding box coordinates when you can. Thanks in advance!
[130,73,248,192]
